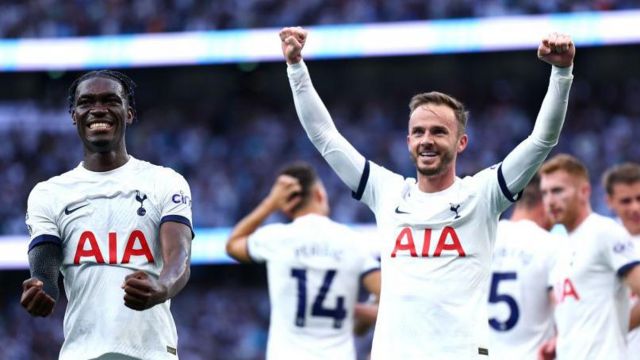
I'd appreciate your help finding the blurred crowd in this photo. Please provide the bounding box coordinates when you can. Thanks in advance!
[0,0,638,38]
[0,47,639,234]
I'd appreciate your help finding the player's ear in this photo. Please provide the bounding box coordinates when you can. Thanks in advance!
[125,107,134,126]
[457,133,468,153]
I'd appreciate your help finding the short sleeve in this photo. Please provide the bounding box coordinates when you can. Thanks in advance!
[26,183,62,251]
[158,169,193,235]
[604,227,640,277]
[247,224,286,263]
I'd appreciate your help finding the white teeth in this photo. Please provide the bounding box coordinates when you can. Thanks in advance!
[89,122,112,130]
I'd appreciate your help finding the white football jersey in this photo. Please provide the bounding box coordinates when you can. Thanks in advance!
[247,213,380,360]
[628,234,640,356]
[550,213,640,360]
[356,161,515,359]
[25,157,193,360]
[488,219,556,360]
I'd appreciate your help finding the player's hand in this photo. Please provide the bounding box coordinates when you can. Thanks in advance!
[537,336,557,360]
[20,278,56,317]
[279,27,307,64]
[266,175,303,216]
[537,33,575,68]
[122,271,168,311]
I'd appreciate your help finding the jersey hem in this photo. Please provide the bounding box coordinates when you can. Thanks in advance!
[160,215,194,239]
[29,234,62,251]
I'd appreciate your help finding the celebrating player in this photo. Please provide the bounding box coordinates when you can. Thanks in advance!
[280,26,574,359]
[603,162,640,356]
[20,70,193,359]
[226,162,381,360]
[538,154,640,359]
[488,174,556,359]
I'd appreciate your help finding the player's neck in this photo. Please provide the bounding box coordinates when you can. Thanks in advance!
[83,148,130,172]
[564,205,592,233]
[291,203,327,219]
[416,168,456,193]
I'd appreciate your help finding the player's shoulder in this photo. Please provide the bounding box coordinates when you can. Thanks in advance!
[28,164,83,197]
[131,157,189,184]
[585,213,627,235]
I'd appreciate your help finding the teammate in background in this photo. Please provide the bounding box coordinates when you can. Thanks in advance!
[488,174,556,360]
[538,154,640,359]
[603,162,640,357]
[280,26,574,359]
[226,162,381,360]
[20,70,193,359]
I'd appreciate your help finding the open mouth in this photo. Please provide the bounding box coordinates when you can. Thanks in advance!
[419,150,438,159]
[87,121,113,131]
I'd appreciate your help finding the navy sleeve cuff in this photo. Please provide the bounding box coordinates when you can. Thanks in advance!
[29,234,62,252]
[161,215,195,239]
[497,164,522,203]
[617,260,640,277]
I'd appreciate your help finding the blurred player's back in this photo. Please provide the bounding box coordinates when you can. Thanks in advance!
[489,219,555,359]
[250,214,378,360]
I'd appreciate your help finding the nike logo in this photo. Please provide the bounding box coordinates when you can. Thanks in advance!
[64,203,89,215]
[395,206,410,214]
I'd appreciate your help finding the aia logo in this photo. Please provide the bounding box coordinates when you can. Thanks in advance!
[73,230,154,265]
[554,278,580,303]
[391,226,466,258]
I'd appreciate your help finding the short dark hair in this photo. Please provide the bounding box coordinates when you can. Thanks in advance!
[409,91,468,134]
[602,162,640,195]
[68,70,137,120]
[517,174,542,210]
[278,161,319,214]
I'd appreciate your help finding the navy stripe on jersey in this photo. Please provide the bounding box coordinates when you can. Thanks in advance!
[617,260,640,277]
[29,234,62,251]
[352,160,370,201]
[161,215,195,239]
[497,164,522,203]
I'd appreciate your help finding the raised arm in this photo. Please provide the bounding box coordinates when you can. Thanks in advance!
[281,27,366,192]
[226,175,302,263]
[501,33,575,195]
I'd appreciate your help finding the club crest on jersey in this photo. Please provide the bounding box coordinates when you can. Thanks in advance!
[449,203,461,219]
[172,191,191,207]
[135,190,147,216]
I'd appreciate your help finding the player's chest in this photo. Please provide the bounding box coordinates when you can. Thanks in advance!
[380,195,491,259]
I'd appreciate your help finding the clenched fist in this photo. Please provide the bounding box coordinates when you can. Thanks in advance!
[279,27,307,64]
[538,33,575,68]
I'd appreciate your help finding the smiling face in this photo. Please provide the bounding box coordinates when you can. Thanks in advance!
[607,182,640,235]
[407,103,467,177]
[72,76,133,153]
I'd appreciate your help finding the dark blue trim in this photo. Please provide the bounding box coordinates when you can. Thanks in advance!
[360,267,380,282]
[161,215,195,239]
[29,235,62,252]
[352,161,370,201]
[497,164,522,203]
[617,260,640,277]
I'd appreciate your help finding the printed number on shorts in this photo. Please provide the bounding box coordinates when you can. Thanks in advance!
[291,268,346,329]
[488,272,520,331]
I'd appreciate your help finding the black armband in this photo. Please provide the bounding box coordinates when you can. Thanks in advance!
[28,243,62,302]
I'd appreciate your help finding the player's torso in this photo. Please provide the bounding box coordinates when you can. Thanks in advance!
[265,216,362,360]
[551,215,629,359]
[488,220,555,359]
[372,178,497,359]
